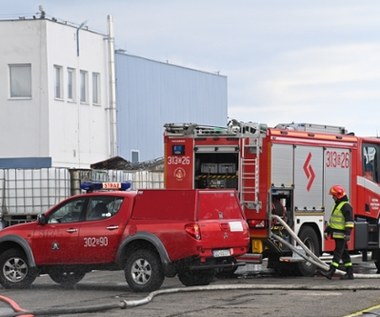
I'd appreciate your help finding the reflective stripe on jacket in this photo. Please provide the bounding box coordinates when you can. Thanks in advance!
[329,201,353,239]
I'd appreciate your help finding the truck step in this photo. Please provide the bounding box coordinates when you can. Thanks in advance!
[279,256,306,263]
[237,253,263,264]
[279,246,306,263]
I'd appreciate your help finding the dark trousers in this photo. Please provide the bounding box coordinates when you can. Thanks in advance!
[332,238,351,266]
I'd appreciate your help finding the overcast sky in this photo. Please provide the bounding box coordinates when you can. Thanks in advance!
[3,0,380,136]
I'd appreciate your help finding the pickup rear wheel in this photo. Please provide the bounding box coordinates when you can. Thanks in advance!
[49,269,86,288]
[178,269,215,286]
[0,248,37,289]
[125,249,164,292]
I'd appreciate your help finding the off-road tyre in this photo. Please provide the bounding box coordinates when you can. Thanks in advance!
[178,269,215,286]
[0,248,37,289]
[124,249,164,292]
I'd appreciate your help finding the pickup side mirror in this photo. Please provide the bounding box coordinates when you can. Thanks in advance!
[37,214,47,225]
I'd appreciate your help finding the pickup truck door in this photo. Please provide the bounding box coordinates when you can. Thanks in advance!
[32,197,85,264]
[77,196,128,263]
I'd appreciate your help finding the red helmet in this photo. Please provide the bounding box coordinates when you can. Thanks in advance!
[329,185,346,199]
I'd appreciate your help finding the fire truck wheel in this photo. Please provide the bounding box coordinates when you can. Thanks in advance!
[297,226,320,277]
[269,256,299,276]
[124,249,164,292]
[178,269,215,286]
[48,269,86,288]
[0,248,37,289]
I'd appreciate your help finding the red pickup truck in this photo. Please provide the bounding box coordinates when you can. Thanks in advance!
[0,183,249,292]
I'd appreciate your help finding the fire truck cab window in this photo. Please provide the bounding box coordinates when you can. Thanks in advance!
[363,145,378,182]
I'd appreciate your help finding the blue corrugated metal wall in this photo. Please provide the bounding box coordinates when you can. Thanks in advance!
[115,53,228,162]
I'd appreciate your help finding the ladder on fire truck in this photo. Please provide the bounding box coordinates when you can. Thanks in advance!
[164,122,231,136]
[238,122,266,211]
[274,122,347,134]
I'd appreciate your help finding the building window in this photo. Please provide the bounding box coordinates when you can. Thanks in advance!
[92,72,100,105]
[80,70,88,103]
[67,68,76,101]
[9,64,32,98]
[131,150,140,163]
[54,65,63,99]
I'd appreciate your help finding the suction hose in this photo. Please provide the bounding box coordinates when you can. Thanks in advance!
[271,214,380,278]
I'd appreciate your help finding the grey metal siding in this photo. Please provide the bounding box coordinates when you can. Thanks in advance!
[0,157,52,169]
[115,53,227,162]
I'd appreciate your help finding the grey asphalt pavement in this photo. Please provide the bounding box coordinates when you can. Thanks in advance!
[0,261,380,317]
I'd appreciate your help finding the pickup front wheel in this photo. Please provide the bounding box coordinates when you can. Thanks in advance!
[0,248,37,289]
[125,249,164,292]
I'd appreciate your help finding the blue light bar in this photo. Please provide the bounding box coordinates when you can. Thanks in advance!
[120,182,132,190]
[80,181,132,192]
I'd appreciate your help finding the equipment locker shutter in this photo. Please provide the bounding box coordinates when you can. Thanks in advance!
[271,144,293,188]
[294,146,323,212]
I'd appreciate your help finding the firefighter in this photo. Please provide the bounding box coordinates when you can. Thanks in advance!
[319,185,355,280]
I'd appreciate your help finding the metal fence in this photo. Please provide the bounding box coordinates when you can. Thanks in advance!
[0,168,164,225]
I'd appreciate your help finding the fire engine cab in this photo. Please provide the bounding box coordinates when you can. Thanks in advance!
[164,120,380,276]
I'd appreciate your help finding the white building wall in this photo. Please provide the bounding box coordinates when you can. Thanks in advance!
[45,21,110,168]
[0,18,111,169]
[0,20,49,160]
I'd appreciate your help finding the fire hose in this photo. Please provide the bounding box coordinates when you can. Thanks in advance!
[270,214,380,278]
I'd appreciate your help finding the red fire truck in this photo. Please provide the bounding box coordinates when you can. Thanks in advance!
[164,120,380,276]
